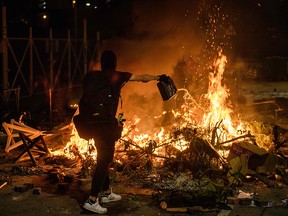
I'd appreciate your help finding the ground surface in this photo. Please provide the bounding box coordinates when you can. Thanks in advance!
[0,163,288,216]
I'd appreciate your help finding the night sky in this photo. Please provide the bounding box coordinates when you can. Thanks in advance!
[1,0,288,60]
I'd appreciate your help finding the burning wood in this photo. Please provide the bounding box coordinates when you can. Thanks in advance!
[0,174,12,190]
[48,50,286,209]
[2,48,288,212]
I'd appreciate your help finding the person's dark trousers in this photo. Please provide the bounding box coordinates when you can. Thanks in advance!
[90,124,116,197]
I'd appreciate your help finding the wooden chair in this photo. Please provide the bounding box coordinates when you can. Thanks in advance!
[2,119,43,153]
[14,132,50,166]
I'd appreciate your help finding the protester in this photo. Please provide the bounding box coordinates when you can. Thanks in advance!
[74,50,166,214]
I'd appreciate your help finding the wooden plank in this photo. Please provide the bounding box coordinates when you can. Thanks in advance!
[2,120,43,153]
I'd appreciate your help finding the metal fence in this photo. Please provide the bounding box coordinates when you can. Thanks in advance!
[1,7,99,119]
[4,29,99,96]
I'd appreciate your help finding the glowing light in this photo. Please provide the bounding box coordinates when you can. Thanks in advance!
[42,15,47,19]
[50,49,272,163]
[203,50,235,135]
[69,104,78,109]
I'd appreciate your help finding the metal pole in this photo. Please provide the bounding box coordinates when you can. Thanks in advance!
[83,19,87,75]
[49,29,53,129]
[74,4,77,39]
[49,88,52,128]
[97,31,101,50]
[2,6,8,90]
[96,31,101,62]
[17,86,20,112]
[68,30,71,88]
[49,28,54,89]
[29,27,33,95]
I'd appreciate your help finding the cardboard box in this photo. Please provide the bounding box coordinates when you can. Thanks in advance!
[227,142,277,176]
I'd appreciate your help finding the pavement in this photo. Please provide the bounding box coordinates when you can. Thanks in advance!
[0,164,288,216]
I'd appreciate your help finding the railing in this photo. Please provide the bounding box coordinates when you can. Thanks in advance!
[4,29,99,96]
[1,7,100,122]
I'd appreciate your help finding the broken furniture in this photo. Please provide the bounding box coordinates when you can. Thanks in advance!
[2,119,48,165]
[14,132,49,166]
[2,119,44,153]
[2,119,73,165]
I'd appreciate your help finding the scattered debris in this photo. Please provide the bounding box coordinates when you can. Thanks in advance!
[0,181,8,189]
[0,97,288,213]
[14,183,34,193]
[32,188,41,195]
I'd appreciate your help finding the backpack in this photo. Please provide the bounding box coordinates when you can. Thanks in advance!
[73,71,123,140]
[79,71,118,121]
[73,113,123,141]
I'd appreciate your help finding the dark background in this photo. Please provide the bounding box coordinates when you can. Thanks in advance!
[0,0,288,129]
[1,0,288,59]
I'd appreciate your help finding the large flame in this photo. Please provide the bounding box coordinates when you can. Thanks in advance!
[203,50,230,129]
[202,50,243,142]
[51,50,272,161]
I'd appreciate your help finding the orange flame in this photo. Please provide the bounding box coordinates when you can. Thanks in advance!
[202,49,240,142]
[51,50,273,160]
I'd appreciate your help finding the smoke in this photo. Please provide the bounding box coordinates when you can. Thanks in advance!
[85,0,286,144]
[95,0,237,129]
[93,0,203,122]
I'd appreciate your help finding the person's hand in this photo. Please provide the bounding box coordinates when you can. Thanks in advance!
[158,74,170,83]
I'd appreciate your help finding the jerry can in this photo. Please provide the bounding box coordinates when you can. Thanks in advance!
[157,76,177,101]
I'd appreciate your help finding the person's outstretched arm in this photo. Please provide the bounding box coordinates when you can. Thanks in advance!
[129,74,160,83]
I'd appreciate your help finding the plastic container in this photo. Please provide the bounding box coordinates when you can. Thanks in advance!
[157,76,177,101]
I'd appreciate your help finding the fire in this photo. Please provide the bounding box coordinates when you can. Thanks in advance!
[202,50,235,136]
[53,123,97,160]
[51,50,273,162]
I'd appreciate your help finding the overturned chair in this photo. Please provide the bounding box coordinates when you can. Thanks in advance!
[2,119,50,166]
[14,132,49,166]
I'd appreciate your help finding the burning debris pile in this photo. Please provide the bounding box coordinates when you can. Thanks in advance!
[48,50,287,210]
[1,1,288,213]
[2,50,288,212]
